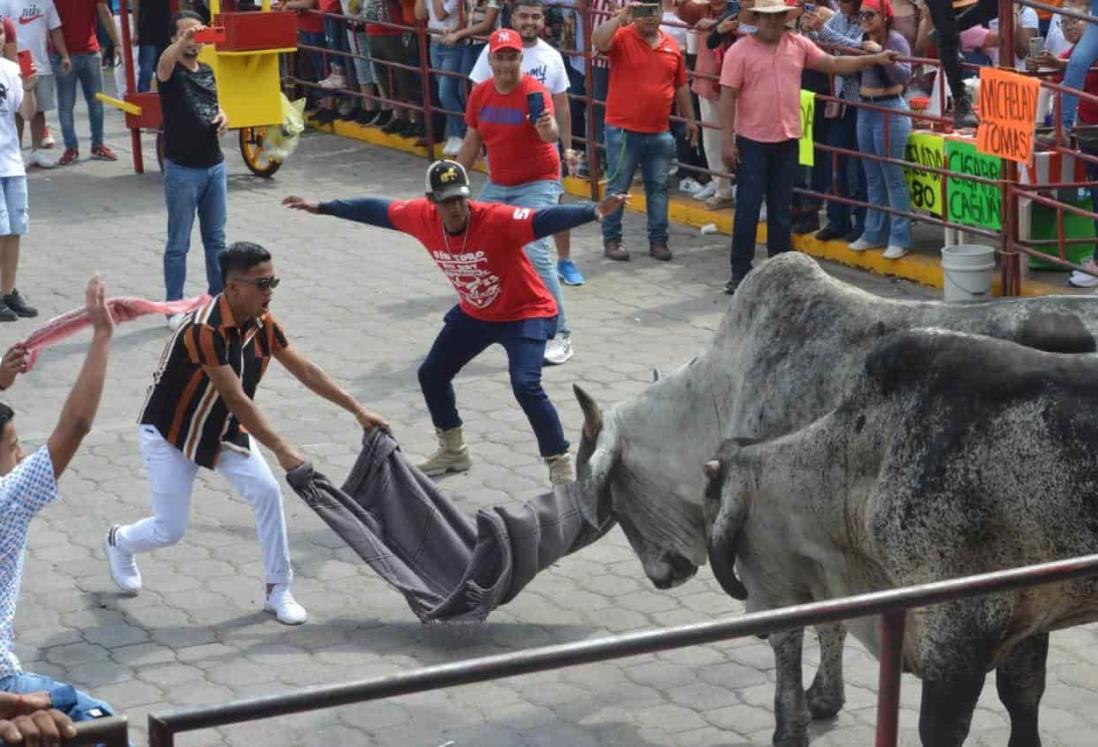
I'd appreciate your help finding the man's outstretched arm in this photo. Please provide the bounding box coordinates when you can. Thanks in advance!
[282,195,396,228]
[530,193,629,240]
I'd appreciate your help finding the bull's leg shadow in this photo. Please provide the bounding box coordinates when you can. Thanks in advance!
[805,623,847,720]
[996,632,1049,747]
[771,628,811,747]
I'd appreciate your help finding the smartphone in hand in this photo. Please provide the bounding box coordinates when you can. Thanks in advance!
[193,26,227,43]
[527,91,545,124]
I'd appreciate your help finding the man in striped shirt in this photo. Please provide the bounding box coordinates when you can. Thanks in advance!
[103,242,389,625]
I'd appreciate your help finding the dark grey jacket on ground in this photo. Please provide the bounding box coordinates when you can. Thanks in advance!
[286,428,615,622]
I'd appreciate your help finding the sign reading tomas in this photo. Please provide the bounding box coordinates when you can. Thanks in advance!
[976,67,1040,164]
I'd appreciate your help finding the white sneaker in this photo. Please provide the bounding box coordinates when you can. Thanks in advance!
[317,72,347,90]
[442,136,462,157]
[693,181,717,201]
[544,336,574,365]
[848,237,883,252]
[883,245,908,260]
[678,177,704,194]
[167,313,185,331]
[1069,260,1098,288]
[104,526,142,595]
[40,131,54,148]
[27,150,55,169]
[265,584,308,625]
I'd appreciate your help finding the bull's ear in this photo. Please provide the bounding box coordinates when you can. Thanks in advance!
[574,384,603,440]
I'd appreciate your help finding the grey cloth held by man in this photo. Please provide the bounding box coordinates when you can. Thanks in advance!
[286,427,615,622]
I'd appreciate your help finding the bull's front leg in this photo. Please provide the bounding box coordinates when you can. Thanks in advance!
[770,628,811,747]
[806,623,847,720]
[996,633,1049,747]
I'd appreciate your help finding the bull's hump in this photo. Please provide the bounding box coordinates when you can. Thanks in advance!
[1014,312,1097,354]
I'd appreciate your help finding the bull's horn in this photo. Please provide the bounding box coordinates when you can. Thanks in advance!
[707,500,749,601]
[652,368,663,382]
[703,460,721,480]
[573,384,603,440]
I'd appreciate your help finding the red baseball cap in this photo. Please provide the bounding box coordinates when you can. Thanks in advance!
[861,0,894,19]
[489,28,522,54]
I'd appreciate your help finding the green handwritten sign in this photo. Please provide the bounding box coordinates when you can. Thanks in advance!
[945,139,1002,230]
[903,132,946,218]
[799,90,814,167]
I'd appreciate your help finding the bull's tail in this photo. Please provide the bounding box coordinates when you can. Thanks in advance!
[705,458,749,601]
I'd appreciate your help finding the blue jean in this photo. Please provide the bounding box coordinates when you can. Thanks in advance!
[0,672,116,723]
[298,30,327,104]
[137,44,165,93]
[460,42,486,76]
[53,52,104,150]
[602,124,674,245]
[730,136,798,281]
[430,40,466,139]
[1063,0,1098,128]
[478,179,569,337]
[856,97,912,248]
[324,15,358,94]
[592,66,609,161]
[418,305,567,457]
[163,159,227,301]
[823,104,866,235]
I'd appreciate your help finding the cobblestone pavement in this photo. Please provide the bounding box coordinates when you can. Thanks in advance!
[8,105,1097,747]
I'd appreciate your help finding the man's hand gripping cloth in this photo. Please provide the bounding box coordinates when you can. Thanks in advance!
[286,428,616,622]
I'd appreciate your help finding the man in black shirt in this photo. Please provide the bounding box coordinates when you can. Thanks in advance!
[158,10,228,328]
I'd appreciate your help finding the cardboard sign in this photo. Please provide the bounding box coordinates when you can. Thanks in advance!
[903,132,946,218]
[946,139,1002,230]
[799,90,814,167]
[976,67,1040,164]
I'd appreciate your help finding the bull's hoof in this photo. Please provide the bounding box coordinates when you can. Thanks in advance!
[772,726,809,747]
[805,683,845,720]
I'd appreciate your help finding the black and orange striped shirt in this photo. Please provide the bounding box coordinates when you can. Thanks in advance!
[139,294,289,469]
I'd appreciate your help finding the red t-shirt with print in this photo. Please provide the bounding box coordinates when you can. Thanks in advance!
[387,198,559,322]
[465,75,560,187]
[604,25,687,133]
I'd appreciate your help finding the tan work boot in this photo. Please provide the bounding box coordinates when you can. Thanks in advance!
[545,452,575,485]
[418,426,472,476]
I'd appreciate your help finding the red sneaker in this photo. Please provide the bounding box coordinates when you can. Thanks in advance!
[91,143,118,161]
[58,148,79,166]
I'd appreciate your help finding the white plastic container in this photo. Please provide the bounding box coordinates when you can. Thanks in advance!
[941,244,996,302]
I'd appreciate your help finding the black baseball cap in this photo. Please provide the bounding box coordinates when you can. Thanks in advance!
[426,160,472,202]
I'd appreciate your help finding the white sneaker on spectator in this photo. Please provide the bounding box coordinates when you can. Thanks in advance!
[1070,260,1098,287]
[26,150,54,169]
[265,584,308,625]
[678,177,704,194]
[848,237,883,252]
[693,181,717,201]
[167,313,185,331]
[442,136,462,157]
[104,526,142,595]
[317,72,347,90]
[40,130,54,148]
[883,245,908,260]
[544,336,573,365]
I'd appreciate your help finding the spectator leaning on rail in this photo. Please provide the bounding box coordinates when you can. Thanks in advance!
[0,277,120,741]
[593,0,699,262]
[720,0,898,295]
[468,0,587,287]
[283,161,628,485]
[461,27,576,366]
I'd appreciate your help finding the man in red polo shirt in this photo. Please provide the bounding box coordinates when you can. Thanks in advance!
[592,0,698,262]
[53,0,121,165]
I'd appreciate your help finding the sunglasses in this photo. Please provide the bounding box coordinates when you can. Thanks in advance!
[858,9,877,18]
[234,276,281,291]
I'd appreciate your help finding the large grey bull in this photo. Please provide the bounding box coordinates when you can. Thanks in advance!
[573,253,1098,745]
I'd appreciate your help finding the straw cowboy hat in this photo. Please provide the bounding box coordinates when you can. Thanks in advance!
[744,0,803,19]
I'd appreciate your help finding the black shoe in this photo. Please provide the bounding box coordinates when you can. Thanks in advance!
[724,278,742,296]
[814,224,847,242]
[337,108,356,122]
[381,117,404,135]
[792,214,820,235]
[842,229,862,244]
[953,95,979,129]
[313,108,338,125]
[372,110,393,128]
[355,109,379,126]
[4,290,36,318]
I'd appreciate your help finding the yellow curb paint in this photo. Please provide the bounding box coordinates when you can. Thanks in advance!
[323,119,1062,298]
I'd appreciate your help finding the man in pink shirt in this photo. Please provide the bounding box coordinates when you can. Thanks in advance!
[719,0,896,294]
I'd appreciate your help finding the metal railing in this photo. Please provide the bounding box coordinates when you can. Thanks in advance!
[146,553,1098,747]
[0,715,128,747]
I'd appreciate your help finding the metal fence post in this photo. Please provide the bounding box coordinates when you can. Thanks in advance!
[117,0,142,174]
[581,2,599,199]
[874,609,906,747]
[417,22,437,160]
[149,713,173,747]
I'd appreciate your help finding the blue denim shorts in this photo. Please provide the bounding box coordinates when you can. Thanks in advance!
[0,671,115,722]
[0,176,29,236]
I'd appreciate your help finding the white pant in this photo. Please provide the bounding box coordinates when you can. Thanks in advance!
[699,96,733,199]
[115,425,293,585]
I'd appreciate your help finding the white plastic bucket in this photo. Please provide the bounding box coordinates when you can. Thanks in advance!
[941,244,995,303]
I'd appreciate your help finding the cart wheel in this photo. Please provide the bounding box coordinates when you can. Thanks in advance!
[155,130,165,173]
[239,127,282,178]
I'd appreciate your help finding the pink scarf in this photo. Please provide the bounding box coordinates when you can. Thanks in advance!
[22,294,211,371]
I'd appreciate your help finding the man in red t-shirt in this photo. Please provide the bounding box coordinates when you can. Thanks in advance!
[282,160,626,485]
[592,0,698,262]
[458,28,577,367]
[53,0,121,165]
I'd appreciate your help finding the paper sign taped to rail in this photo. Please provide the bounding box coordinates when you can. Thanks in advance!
[976,68,1039,165]
[903,132,946,218]
[799,90,814,166]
